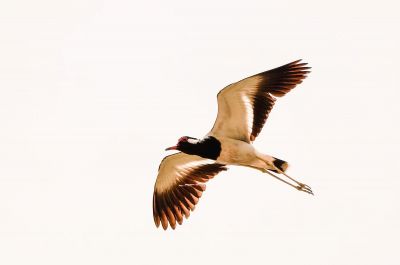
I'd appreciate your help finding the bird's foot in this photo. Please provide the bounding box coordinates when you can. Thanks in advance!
[296,183,313,195]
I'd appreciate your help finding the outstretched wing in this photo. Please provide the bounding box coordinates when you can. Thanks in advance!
[209,60,311,142]
[153,152,227,230]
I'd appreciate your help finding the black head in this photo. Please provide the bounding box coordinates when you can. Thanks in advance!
[165,135,222,160]
[165,136,199,151]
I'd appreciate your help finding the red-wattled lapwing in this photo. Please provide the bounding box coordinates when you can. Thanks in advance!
[153,60,312,230]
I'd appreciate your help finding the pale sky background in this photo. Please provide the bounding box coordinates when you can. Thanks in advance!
[0,0,399,264]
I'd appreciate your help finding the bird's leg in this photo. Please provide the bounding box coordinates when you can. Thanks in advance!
[263,169,313,195]
[279,170,313,195]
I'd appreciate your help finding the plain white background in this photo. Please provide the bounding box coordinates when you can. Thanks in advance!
[0,0,399,264]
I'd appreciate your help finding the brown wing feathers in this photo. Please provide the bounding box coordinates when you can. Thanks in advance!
[250,92,276,141]
[250,60,311,140]
[153,60,310,230]
[153,163,227,230]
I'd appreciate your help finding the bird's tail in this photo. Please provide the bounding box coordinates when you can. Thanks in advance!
[255,152,289,173]
[270,157,289,173]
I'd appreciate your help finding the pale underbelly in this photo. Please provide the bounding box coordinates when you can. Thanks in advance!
[215,140,259,166]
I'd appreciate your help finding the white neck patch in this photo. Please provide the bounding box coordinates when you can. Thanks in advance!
[187,138,199,144]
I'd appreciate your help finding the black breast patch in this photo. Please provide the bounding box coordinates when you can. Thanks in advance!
[196,136,222,160]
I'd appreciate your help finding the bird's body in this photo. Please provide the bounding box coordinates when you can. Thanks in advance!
[152,60,312,230]
[193,135,277,172]
[215,136,259,166]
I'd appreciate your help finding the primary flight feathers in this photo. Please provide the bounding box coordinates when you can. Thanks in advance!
[153,60,311,230]
[153,153,227,230]
[211,59,310,142]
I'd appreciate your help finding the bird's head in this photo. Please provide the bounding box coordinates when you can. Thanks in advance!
[165,136,199,151]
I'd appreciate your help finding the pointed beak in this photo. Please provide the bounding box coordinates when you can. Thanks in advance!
[165,145,177,151]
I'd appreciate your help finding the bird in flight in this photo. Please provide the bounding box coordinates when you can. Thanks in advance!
[153,60,312,230]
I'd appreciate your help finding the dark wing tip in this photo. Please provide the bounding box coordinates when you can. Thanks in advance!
[153,193,161,227]
[250,59,311,140]
[153,163,227,230]
[287,59,311,68]
[288,59,303,65]
[258,59,311,97]
[283,59,312,72]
